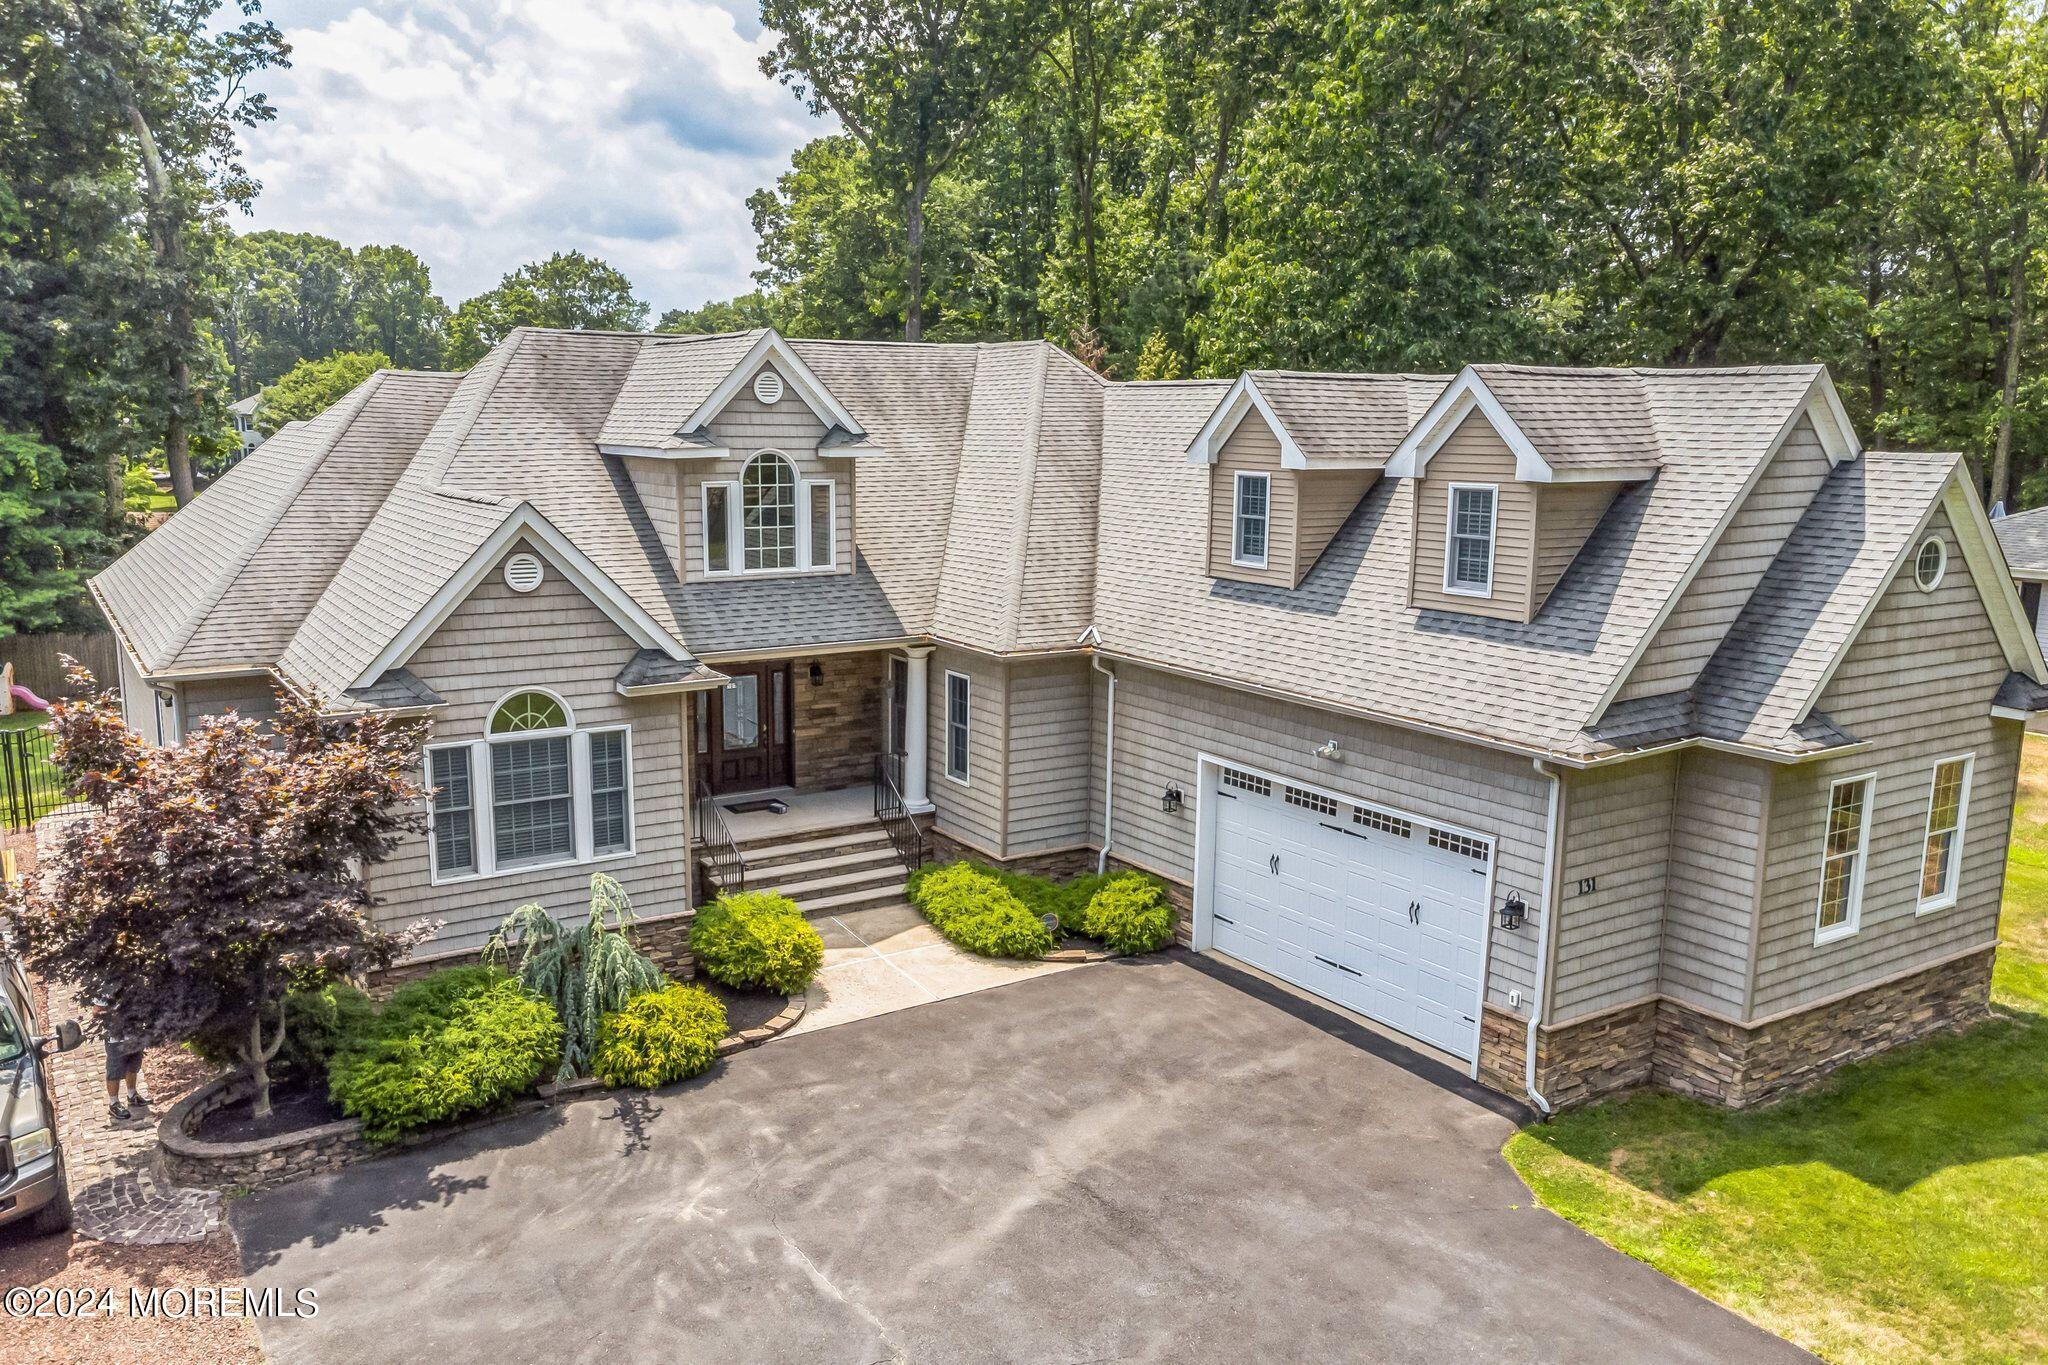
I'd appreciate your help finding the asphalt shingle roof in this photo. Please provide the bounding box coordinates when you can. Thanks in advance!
[1992,504,2048,576]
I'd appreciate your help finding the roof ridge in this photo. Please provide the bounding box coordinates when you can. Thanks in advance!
[1004,345,1053,645]
[162,372,391,667]
[412,329,526,486]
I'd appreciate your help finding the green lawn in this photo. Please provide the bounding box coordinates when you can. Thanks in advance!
[1505,740,2048,1363]
[0,708,68,824]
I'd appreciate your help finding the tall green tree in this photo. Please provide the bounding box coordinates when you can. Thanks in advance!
[759,0,1060,340]
[443,251,647,367]
[656,292,782,334]
[254,349,388,434]
[0,432,111,635]
[351,244,447,369]
[215,229,358,393]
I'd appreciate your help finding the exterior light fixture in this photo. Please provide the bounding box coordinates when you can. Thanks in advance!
[1498,892,1527,932]
[1314,739,1341,761]
[808,661,824,687]
[1161,785,1184,814]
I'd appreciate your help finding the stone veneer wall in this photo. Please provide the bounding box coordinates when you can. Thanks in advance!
[369,911,697,996]
[925,826,1099,883]
[792,652,885,791]
[1479,946,1994,1110]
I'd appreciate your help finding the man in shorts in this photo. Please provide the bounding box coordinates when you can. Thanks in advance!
[92,1000,149,1121]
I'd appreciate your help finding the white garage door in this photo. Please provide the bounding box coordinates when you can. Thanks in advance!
[1204,764,1491,1061]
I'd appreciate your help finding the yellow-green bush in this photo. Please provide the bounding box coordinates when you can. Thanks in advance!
[1079,873,1177,954]
[906,861,1056,958]
[591,984,729,1088]
[690,891,825,994]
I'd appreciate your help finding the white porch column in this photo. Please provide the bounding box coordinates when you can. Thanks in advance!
[902,646,934,812]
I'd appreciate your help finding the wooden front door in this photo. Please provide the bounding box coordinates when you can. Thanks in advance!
[697,662,793,795]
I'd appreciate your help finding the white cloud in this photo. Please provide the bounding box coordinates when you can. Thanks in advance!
[238,0,826,315]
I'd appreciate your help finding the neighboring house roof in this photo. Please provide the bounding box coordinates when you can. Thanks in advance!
[229,394,261,417]
[91,329,2044,763]
[1992,504,2048,580]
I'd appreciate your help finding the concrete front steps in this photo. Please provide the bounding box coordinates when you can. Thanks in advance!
[728,820,913,918]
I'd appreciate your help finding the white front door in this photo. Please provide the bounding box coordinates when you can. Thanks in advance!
[1204,764,1491,1061]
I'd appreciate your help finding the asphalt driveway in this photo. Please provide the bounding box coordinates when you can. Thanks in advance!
[233,955,1807,1364]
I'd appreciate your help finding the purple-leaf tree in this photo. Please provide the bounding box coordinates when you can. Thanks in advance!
[0,665,431,1118]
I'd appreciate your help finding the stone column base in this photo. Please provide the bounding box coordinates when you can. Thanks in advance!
[1477,946,1995,1111]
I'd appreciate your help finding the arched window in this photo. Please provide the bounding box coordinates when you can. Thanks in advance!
[742,452,798,571]
[489,690,569,734]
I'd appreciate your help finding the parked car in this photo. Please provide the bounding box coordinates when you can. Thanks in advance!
[1,954,81,1236]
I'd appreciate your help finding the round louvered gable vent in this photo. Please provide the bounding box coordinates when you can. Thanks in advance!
[752,369,785,405]
[504,552,545,593]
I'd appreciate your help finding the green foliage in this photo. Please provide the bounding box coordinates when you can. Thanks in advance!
[483,874,666,1081]
[0,432,111,635]
[689,891,824,995]
[590,984,728,1089]
[328,967,561,1142]
[254,350,390,434]
[1076,873,1176,955]
[214,232,449,391]
[657,293,783,334]
[444,252,648,366]
[907,861,1056,959]
[192,979,377,1088]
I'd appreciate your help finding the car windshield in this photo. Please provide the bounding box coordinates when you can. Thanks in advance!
[0,1000,23,1064]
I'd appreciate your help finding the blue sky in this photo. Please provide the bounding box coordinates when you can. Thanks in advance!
[238,0,827,315]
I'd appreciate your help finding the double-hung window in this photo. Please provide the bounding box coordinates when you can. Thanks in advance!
[425,690,635,883]
[702,452,838,575]
[945,671,971,784]
[1814,774,1875,943]
[1233,472,1269,567]
[1445,484,1496,594]
[1918,755,1972,912]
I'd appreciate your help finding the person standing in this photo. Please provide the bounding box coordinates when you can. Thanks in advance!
[91,999,149,1121]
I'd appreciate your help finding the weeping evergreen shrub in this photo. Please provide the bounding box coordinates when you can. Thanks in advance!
[483,874,666,1081]
[591,984,728,1088]
[327,967,560,1142]
[907,862,1055,959]
[690,891,824,994]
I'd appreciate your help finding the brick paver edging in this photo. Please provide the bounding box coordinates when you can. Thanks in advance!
[158,992,807,1194]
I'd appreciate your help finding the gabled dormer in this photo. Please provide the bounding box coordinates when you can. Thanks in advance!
[597,330,881,583]
[1386,366,1660,623]
[1187,371,1446,588]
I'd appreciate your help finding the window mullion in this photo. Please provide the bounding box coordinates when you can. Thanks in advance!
[474,739,497,878]
[571,729,594,862]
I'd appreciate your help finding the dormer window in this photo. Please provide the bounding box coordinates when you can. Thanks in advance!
[1445,484,1496,594]
[702,450,837,576]
[1233,472,1270,567]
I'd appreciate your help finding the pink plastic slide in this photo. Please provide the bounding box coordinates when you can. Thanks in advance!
[9,684,51,712]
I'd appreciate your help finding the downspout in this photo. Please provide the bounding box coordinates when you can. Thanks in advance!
[1092,655,1117,873]
[1525,758,1563,1117]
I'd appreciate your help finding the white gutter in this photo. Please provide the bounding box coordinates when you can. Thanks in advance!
[1092,655,1117,873]
[1525,758,1563,1117]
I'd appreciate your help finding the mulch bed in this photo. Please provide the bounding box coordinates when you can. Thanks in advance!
[191,1085,341,1143]
[699,979,792,1036]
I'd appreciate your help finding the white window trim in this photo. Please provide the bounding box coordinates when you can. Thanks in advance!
[1914,535,1948,593]
[699,453,840,579]
[1230,471,1270,569]
[1813,771,1877,946]
[1916,752,1973,914]
[944,670,971,786]
[425,719,637,887]
[1443,482,1498,598]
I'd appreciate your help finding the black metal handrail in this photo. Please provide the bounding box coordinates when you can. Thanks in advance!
[873,752,928,873]
[694,786,746,894]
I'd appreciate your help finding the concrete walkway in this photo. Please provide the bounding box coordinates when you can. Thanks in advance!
[791,902,1087,1035]
[234,955,1809,1364]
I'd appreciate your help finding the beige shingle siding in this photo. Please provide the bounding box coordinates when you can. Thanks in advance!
[1004,656,1095,853]
[364,543,689,958]
[1530,483,1619,614]
[1409,412,1537,621]
[1660,750,1768,1015]
[1550,756,1676,1022]
[621,456,681,571]
[1619,415,1834,703]
[1750,510,2019,1017]
[1295,469,1379,583]
[179,677,280,730]
[924,646,1006,854]
[1207,416,1297,587]
[1096,662,1551,1016]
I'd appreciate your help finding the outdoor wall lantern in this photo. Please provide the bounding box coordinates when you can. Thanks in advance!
[1161,784,1184,814]
[1498,892,1527,932]
[808,660,824,687]
[1313,739,1342,761]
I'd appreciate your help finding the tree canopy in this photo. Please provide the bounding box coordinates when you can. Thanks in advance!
[443,251,649,367]
[255,349,390,434]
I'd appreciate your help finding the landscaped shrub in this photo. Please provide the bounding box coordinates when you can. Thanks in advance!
[907,861,1055,959]
[190,980,377,1090]
[327,967,561,1142]
[484,874,665,1080]
[1078,872,1177,954]
[690,891,824,994]
[590,984,729,1088]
